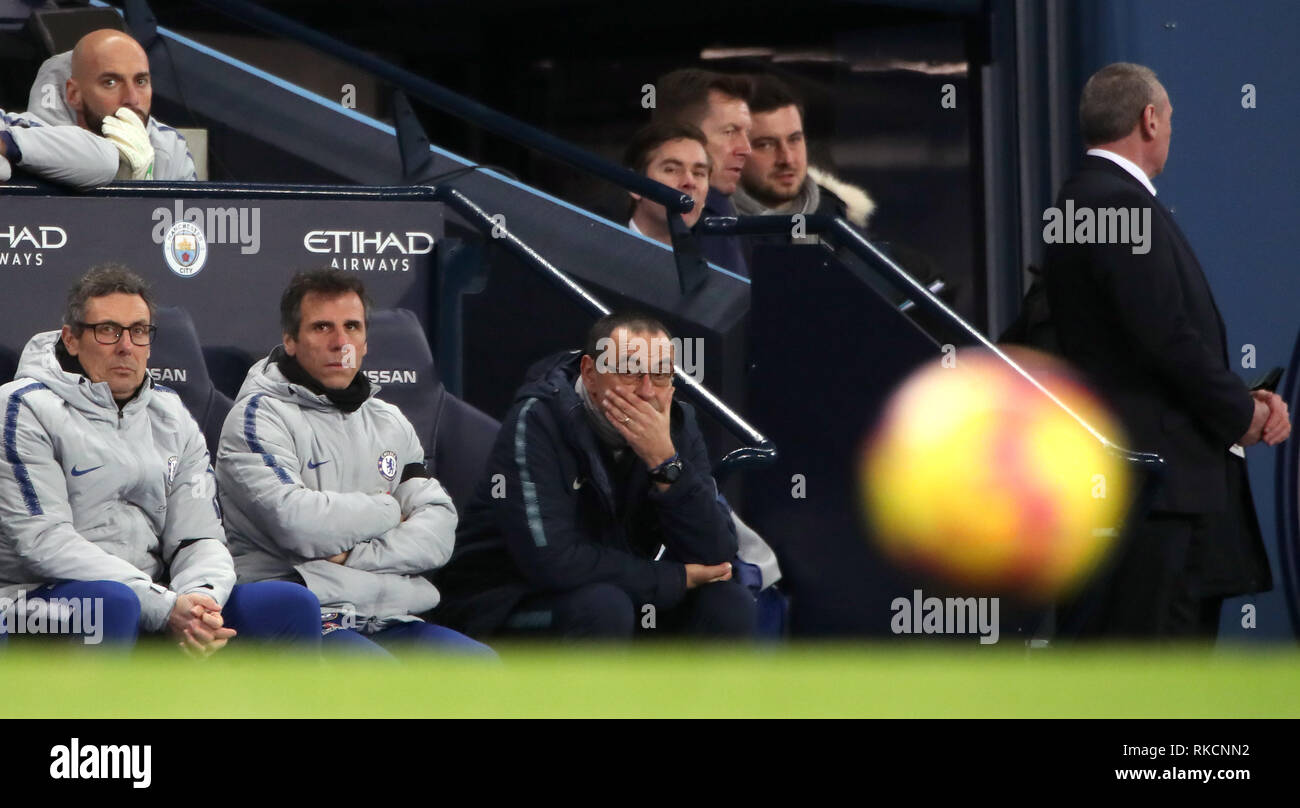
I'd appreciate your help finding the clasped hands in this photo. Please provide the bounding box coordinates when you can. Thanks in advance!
[1241,389,1290,447]
[169,592,236,659]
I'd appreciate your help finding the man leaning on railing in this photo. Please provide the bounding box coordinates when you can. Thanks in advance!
[1,29,196,189]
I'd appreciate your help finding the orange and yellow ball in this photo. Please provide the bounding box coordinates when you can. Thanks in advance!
[860,348,1133,601]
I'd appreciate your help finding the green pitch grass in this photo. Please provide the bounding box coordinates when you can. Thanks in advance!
[4,642,1298,718]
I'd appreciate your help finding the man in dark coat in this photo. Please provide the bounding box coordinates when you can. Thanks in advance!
[1043,63,1290,639]
[434,313,755,639]
[652,69,755,276]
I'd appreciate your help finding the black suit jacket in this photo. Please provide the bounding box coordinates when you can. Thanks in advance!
[1044,155,1253,513]
[696,188,750,277]
[1044,155,1270,599]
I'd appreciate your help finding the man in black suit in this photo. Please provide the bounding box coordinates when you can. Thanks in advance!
[1044,63,1290,639]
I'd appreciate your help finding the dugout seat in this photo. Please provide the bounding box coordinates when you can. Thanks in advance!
[202,346,256,401]
[149,306,234,458]
[364,308,501,511]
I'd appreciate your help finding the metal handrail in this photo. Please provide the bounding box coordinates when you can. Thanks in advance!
[697,212,1164,475]
[186,0,694,216]
[0,178,436,200]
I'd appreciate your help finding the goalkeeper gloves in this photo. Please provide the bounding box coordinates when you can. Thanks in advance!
[102,107,154,180]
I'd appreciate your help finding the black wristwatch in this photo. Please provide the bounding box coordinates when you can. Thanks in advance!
[649,454,683,485]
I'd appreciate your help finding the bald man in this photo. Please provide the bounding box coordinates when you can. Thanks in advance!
[16,29,196,184]
[0,31,135,189]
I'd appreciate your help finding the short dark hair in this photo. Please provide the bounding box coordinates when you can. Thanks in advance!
[584,312,672,361]
[280,268,372,337]
[748,74,805,121]
[651,68,754,127]
[623,121,711,175]
[63,263,156,331]
[1079,62,1165,146]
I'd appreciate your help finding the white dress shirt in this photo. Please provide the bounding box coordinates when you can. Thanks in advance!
[1086,148,1157,196]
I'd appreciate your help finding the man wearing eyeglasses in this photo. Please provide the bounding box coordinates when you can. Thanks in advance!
[0,264,321,651]
[434,312,756,640]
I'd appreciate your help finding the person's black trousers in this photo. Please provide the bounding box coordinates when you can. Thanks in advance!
[500,579,757,639]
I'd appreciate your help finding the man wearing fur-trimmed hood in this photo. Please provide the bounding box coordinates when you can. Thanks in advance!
[733,75,875,241]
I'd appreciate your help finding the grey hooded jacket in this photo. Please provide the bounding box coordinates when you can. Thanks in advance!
[1,108,118,189]
[26,51,197,182]
[0,332,235,631]
[216,352,456,632]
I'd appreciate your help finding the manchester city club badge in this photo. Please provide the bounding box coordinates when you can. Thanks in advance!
[163,220,207,277]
